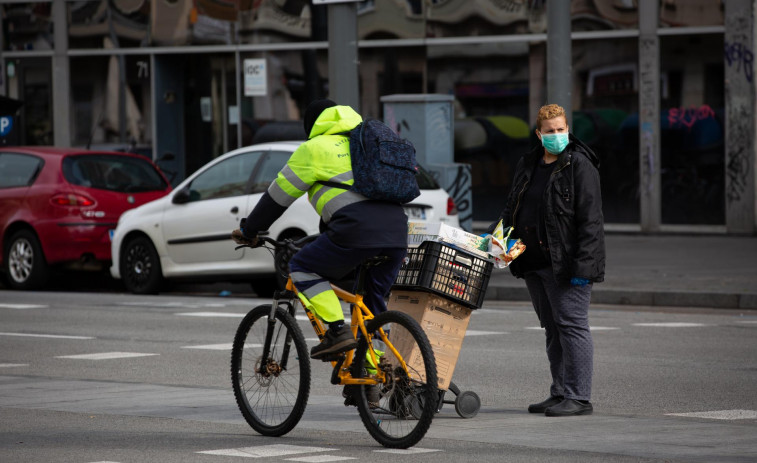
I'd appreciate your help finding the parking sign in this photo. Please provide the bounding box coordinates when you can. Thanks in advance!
[0,116,12,137]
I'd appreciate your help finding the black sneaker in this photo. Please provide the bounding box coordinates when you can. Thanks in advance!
[343,385,381,409]
[310,325,357,359]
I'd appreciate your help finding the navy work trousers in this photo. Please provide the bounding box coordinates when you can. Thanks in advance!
[289,233,407,316]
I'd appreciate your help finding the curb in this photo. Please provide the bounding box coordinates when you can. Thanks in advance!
[484,286,757,310]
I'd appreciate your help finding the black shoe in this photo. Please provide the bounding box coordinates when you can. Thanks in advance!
[545,399,593,417]
[343,384,380,409]
[310,325,357,359]
[528,396,564,414]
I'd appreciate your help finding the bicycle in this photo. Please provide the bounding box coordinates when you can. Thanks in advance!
[230,234,438,448]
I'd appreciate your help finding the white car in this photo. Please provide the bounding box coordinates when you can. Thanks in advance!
[110,141,459,295]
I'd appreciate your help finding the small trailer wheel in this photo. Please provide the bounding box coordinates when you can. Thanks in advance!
[454,390,481,418]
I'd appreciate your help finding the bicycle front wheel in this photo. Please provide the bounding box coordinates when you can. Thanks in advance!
[352,310,438,448]
[231,304,311,436]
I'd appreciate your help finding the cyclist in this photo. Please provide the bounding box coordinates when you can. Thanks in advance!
[231,99,408,360]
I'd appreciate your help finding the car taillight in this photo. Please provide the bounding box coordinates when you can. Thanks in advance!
[447,197,458,215]
[50,193,95,207]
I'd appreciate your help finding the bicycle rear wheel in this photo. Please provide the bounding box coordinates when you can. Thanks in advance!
[352,310,437,448]
[231,304,311,436]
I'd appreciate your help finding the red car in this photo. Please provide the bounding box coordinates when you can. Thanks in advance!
[0,147,172,290]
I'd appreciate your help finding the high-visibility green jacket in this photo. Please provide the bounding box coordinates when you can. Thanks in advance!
[243,105,407,248]
[267,105,367,223]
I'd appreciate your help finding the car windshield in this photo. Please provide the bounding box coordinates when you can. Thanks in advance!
[416,164,440,190]
[62,154,168,193]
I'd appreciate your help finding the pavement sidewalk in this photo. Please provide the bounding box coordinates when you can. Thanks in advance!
[483,233,757,309]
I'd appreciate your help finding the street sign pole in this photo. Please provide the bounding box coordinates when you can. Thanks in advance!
[324,0,360,111]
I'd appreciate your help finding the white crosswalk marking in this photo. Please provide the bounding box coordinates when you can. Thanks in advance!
[667,410,757,420]
[57,352,158,360]
[525,326,618,331]
[633,322,706,327]
[0,303,47,309]
[465,330,506,336]
[0,363,28,368]
[0,332,94,340]
[374,447,440,454]
[175,312,244,318]
[198,444,333,458]
[285,456,356,462]
[182,344,234,350]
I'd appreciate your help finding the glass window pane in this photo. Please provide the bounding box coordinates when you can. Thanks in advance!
[2,2,53,51]
[574,37,640,224]
[250,150,291,193]
[68,0,149,49]
[0,153,43,188]
[70,55,152,151]
[572,1,639,31]
[62,153,168,192]
[358,0,424,40]
[660,0,724,28]
[427,0,536,38]
[188,151,262,201]
[660,34,725,225]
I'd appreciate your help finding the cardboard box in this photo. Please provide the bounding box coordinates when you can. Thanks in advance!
[407,222,491,259]
[386,290,472,390]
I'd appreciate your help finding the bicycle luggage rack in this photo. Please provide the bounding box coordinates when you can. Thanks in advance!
[393,240,494,419]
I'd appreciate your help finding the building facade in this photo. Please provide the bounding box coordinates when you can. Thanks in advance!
[1,0,755,234]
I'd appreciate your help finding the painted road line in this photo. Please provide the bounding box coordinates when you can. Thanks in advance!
[57,352,158,360]
[374,447,441,454]
[199,444,333,458]
[0,303,47,309]
[737,320,757,324]
[465,330,507,336]
[0,363,29,368]
[667,410,757,420]
[525,326,618,331]
[175,312,244,318]
[182,343,236,350]
[285,456,356,462]
[0,332,94,340]
[633,323,706,327]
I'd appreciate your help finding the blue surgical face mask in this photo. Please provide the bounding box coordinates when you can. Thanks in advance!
[540,132,569,155]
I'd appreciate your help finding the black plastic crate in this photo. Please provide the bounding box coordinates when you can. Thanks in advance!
[393,241,494,309]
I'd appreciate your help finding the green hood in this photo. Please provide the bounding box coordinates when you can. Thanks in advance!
[308,105,362,139]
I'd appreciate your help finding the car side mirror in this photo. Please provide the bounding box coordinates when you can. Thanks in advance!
[172,187,191,204]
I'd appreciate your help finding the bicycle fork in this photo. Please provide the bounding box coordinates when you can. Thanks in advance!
[262,290,298,371]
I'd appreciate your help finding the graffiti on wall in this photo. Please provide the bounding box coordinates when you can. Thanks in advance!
[724,8,754,211]
[666,105,716,131]
[639,37,658,197]
[724,40,754,84]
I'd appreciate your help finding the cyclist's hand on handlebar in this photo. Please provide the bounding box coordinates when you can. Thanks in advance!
[231,228,258,247]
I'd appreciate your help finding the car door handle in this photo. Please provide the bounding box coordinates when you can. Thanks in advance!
[230,206,239,214]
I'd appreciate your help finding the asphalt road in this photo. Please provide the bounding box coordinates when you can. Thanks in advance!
[1,289,756,463]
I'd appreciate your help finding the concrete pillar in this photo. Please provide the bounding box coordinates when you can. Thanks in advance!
[52,0,71,146]
[381,94,474,231]
[638,0,661,232]
[547,0,572,127]
[724,0,757,233]
[327,3,360,111]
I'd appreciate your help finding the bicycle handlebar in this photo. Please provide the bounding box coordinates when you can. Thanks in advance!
[234,232,318,253]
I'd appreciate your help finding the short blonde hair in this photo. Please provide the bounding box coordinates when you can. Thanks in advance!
[536,104,566,130]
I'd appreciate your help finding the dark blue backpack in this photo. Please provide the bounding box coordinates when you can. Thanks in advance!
[341,119,421,204]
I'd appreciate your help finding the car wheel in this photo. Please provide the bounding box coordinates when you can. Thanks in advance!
[3,229,50,290]
[121,236,163,294]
